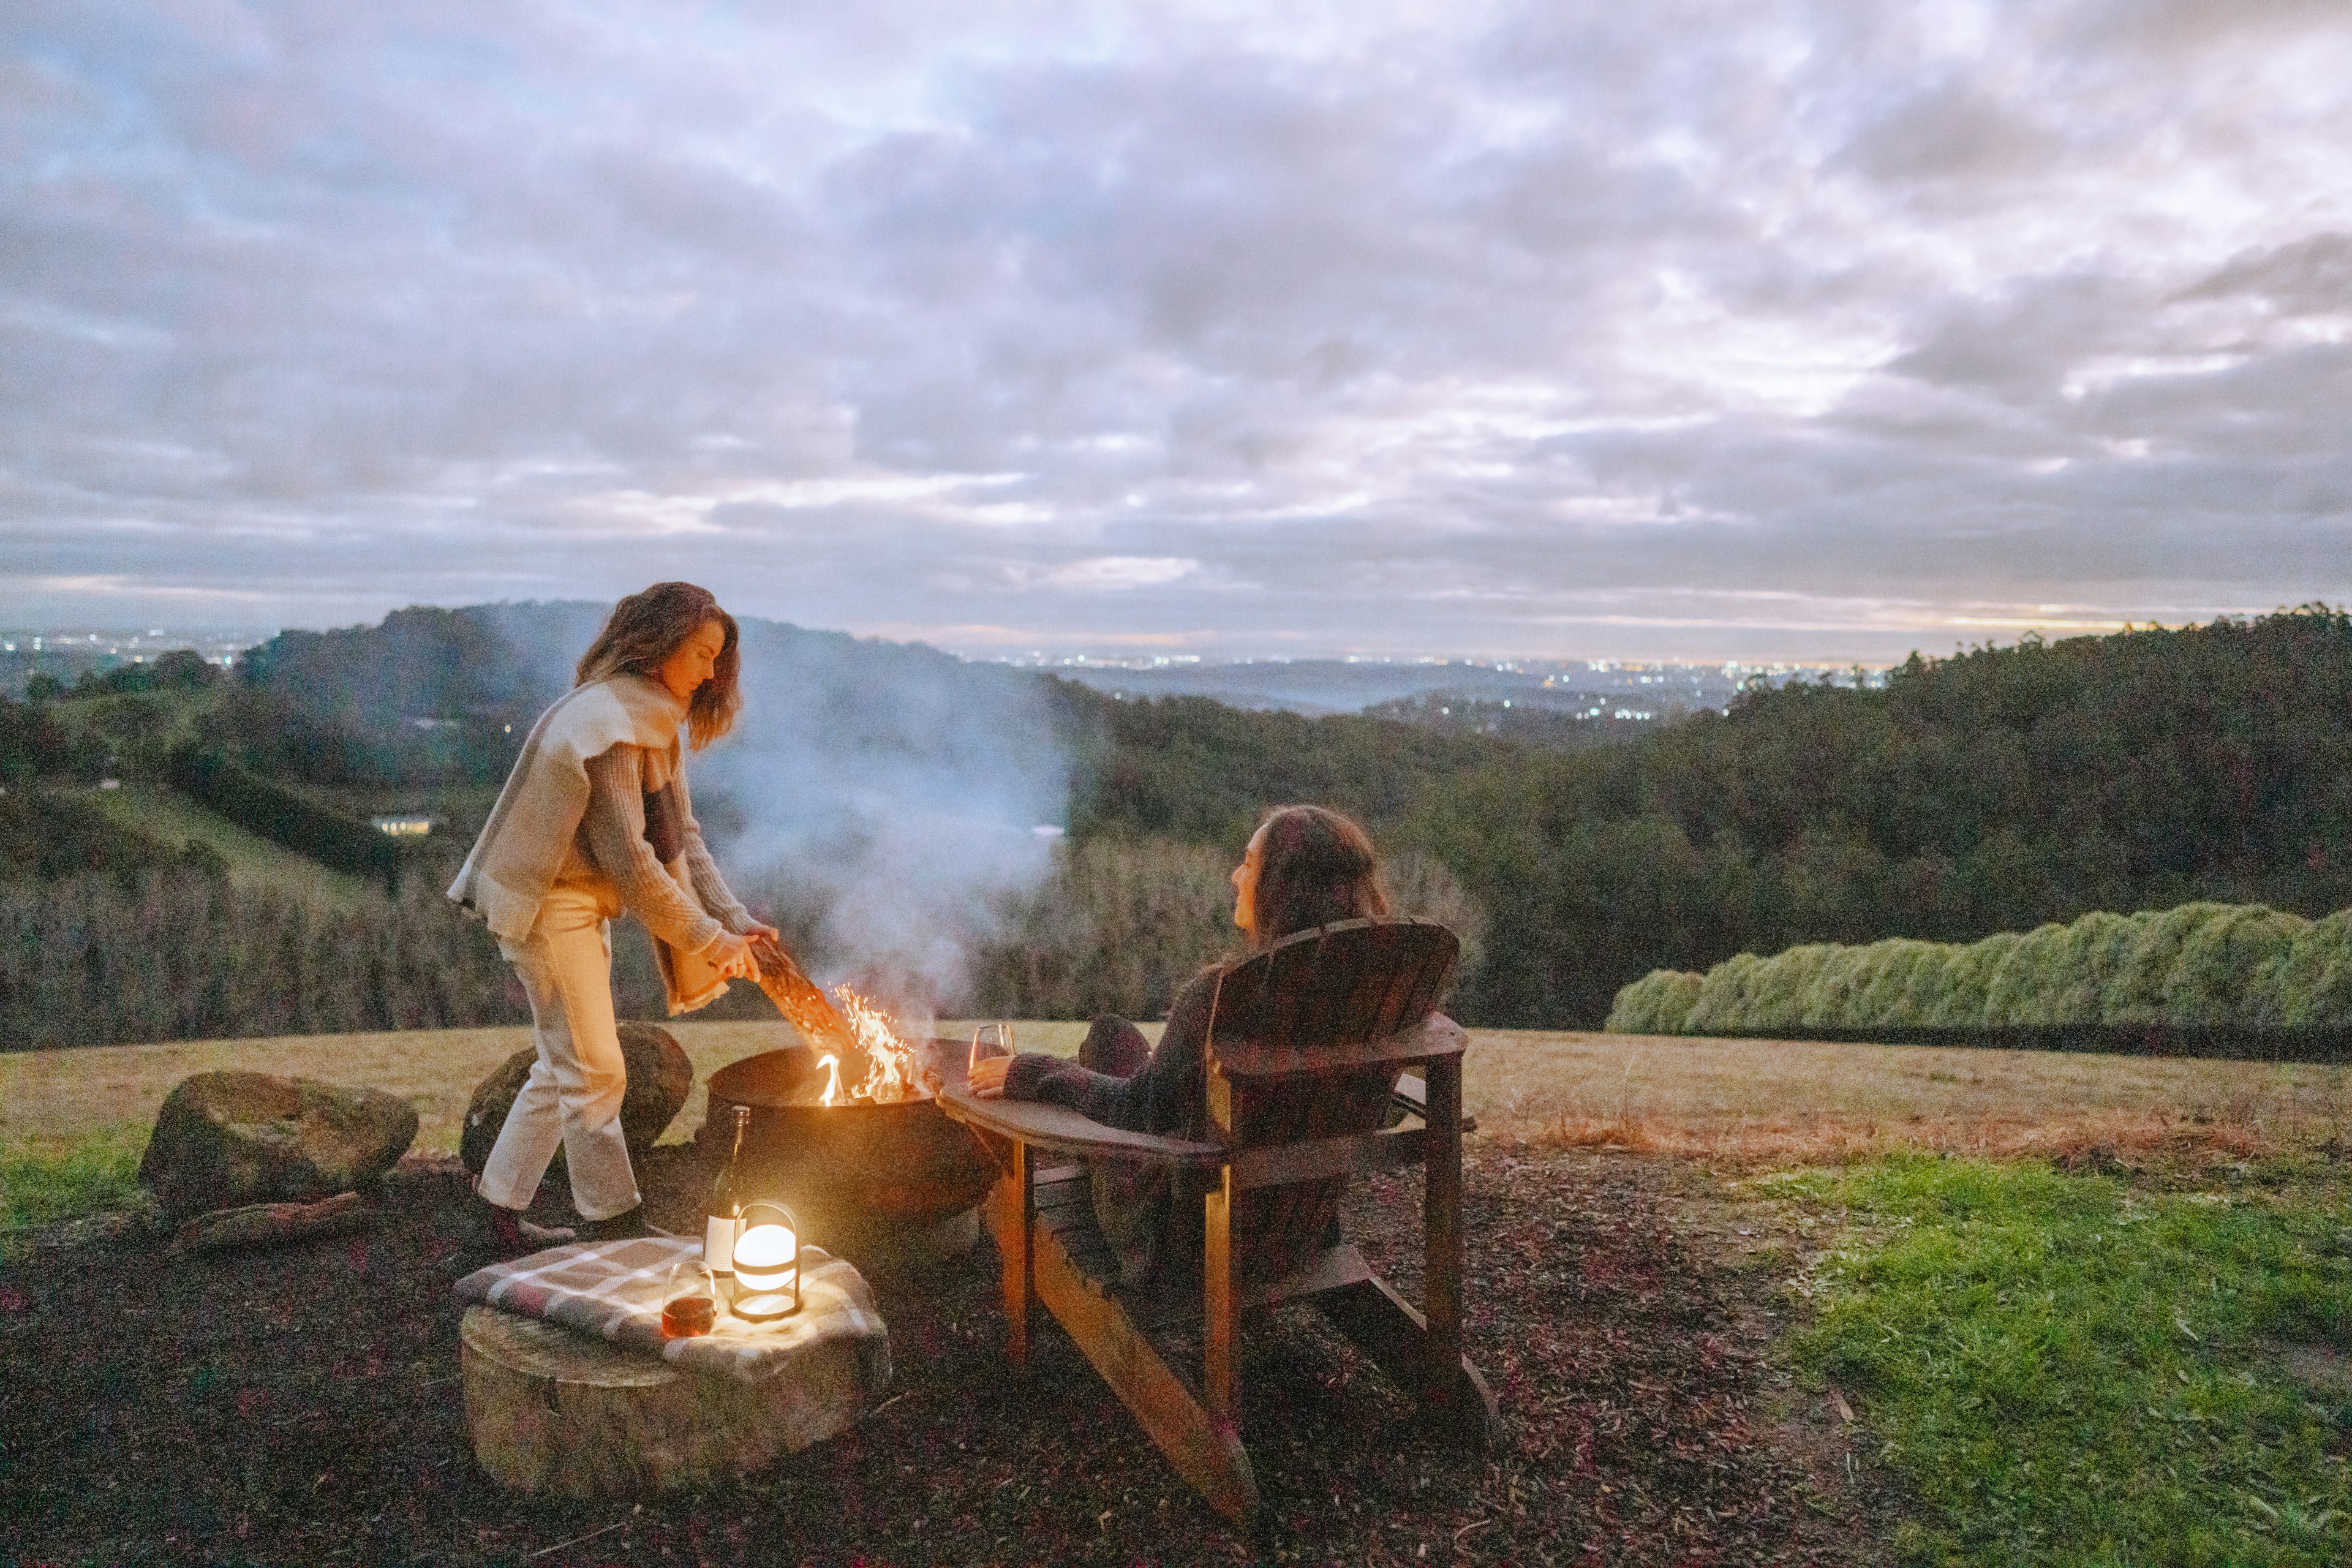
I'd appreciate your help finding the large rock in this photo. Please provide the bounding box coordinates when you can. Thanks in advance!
[459,1022,693,1177]
[138,1072,420,1227]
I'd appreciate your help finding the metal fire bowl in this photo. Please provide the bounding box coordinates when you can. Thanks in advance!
[698,1041,998,1261]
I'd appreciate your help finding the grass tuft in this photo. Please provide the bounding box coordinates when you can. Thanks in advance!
[1777,1155,2352,1565]
[0,1123,148,1235]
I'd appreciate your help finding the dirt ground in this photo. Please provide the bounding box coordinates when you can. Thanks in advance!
[0,1140,1885,1567]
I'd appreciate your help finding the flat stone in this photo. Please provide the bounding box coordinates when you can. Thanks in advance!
[459,1022,693,1177]
[169,1191,379,1256]
[138,1072,418,1227]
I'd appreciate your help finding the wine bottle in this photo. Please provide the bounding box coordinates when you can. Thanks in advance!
[704,1104,750,1279]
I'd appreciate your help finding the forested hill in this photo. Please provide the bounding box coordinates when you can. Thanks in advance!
[13,603,2352,1035]
[1401,608,2352,1026]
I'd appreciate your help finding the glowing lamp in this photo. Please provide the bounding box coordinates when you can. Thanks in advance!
[730,1199,801,1321]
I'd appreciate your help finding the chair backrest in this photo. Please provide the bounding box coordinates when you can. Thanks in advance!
[1203,918,1460,1279]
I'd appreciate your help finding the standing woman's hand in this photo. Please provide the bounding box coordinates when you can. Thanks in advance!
[706,930,761,981]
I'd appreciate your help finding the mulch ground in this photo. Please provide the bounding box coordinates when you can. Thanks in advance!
[1,1142,1886,1566]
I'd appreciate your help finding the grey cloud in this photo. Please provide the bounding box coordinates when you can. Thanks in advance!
[1885,274,2149,397]
[2177,233,2352,315]
[2068,0,2352,56]
[1837,81,2065,186]
[4,0,2352,663]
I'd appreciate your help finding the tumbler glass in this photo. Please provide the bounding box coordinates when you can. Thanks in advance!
[662,1256,718,1338]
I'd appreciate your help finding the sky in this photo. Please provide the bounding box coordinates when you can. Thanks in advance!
[4,0,2350,663]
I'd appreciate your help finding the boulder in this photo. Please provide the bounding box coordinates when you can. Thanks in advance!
[459,1022,693,1177]
[138,1072,420,1227]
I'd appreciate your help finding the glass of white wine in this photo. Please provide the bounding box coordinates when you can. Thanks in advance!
[970,1022,1015,1073]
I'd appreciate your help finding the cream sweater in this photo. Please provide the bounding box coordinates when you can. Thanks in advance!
[447,674,753,1014]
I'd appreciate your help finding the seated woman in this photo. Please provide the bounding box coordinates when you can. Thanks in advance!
[967,803,1392,1284]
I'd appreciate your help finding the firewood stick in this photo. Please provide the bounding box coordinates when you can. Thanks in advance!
[749,935,861,1059]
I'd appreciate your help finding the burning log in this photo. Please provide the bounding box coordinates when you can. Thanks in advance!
[748,935,860,1061]
[745,936,925,1107]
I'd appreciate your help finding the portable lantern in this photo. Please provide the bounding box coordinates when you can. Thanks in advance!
[729,1199,801,1321]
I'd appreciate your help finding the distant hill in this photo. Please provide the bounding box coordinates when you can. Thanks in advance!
[235,602,1054,787]
[1052,655,1741,725]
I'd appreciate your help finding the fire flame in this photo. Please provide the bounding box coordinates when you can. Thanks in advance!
[815,986,919,1106]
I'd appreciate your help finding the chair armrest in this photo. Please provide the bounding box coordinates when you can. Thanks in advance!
[935,1082,1231,1169]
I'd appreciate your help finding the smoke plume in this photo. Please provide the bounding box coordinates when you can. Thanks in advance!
[686,619,1068,1027]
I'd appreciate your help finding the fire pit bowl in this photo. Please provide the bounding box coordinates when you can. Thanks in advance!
[698,1042,1000,1265]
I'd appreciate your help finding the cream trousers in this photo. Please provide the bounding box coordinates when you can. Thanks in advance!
[477,883,641,1221]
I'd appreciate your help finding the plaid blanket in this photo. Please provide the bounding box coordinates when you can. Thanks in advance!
[452,1237,891,1389]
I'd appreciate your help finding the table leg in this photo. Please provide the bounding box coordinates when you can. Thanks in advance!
[998,1139,1035,1368]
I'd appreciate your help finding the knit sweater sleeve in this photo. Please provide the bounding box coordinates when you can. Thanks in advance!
[581,746,724,954]
[1003,969,1221,1134]
[672,765,755,935]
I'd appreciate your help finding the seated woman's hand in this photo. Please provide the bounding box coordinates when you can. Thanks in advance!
[967,1054,1013,1099]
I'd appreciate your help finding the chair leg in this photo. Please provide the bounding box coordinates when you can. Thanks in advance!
[1297,1057,1502,1444]
[1423,1055,1464,1401]
[980,1147,1260,1522]
[1315,1276,1502,1447]
[1204,1167,1235,1422]
[1031,1200,1261,1524]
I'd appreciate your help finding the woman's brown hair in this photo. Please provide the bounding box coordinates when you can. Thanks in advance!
[1249,804,1391,946]
[574,582,741,750]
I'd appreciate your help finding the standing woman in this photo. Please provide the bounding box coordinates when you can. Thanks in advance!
[449,582,777,1250]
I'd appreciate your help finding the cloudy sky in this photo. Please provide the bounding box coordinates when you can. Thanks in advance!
[4,1,2350,662]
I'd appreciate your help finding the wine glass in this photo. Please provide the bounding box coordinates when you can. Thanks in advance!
[970,1022,1015,1073]
[662,1256,718,1339]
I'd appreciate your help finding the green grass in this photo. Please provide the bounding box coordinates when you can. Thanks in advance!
[0,1123,148,1236]
[71,780,380,910]
[1774,1155,2352,1565]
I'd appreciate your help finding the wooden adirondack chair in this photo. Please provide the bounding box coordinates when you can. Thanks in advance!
[937,916,1502,1525]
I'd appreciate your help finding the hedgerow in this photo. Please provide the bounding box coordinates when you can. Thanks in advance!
[1605,900,2352,1041]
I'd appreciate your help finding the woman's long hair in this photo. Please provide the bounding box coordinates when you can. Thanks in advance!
[573,582,741,750]
[1248,804,1391,947]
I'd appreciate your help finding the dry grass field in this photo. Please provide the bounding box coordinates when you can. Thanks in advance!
[1472,1029,2352,1165]
[5,1017,2347,1168]
[0,1019,1106,1161]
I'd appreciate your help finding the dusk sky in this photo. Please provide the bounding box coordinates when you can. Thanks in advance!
[5,1,2350,662]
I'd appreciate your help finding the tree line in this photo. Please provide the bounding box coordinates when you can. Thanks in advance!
[0,872,521,1051]
[0,836,1482,1050]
